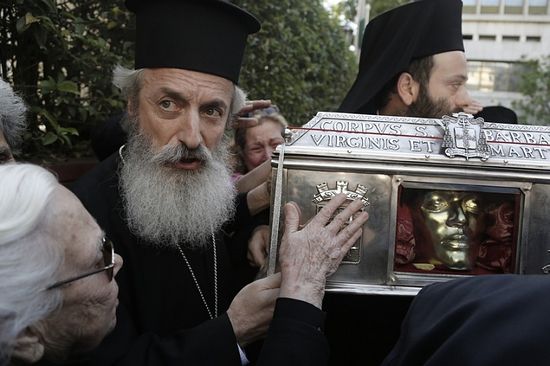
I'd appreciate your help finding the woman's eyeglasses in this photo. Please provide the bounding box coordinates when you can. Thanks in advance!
[46,237,115,290]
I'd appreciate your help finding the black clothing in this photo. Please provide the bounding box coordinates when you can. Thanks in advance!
[91,113,126,161]
[258,298,328,366]
[324,294,413,366]
[382,275,550,365]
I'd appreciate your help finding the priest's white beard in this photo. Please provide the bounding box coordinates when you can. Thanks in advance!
[120,128,236,250]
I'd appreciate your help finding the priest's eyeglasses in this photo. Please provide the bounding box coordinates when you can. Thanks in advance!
[46,237,115,290]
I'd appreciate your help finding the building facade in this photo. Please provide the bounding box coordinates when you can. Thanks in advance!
[462,0,550,113]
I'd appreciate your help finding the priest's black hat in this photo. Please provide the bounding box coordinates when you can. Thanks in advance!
[125,0,260,84]
[339,0,464,114]
[474,106,518,124]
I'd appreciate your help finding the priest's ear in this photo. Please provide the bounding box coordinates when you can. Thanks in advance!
[396,72,420,107]
[11,326,45,364]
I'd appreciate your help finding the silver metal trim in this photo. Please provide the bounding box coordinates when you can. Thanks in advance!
[267,144,285,276]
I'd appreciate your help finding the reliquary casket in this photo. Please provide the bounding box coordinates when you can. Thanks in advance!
[266,112,550,295]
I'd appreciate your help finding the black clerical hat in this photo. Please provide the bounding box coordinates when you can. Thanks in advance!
[125,0,260,84]
[474,106,518,124]
[339,0,464,114]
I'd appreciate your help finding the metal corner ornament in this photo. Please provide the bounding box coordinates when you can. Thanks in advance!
[442,112,490,161]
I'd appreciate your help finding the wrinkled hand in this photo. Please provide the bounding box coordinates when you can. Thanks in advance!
[278,194,369,308]
[463,99,483,115]
[232,99,272,129]
[247,225,270,268]
[227,273,281,346]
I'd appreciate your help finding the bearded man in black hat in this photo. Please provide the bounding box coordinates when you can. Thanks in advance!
[325,1,484,365]
[339,0,482,118]
[67,1,371,365]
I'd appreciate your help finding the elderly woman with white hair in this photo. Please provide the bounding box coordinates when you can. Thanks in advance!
[0,163,123,365]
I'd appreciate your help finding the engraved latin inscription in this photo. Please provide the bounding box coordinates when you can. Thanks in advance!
[409,140,435,153]
[306,119,550,161]
[310,134,400,150]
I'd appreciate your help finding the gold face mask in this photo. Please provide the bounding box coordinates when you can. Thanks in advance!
[420,191,480,270]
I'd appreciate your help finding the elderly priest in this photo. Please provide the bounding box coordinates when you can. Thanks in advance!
[64,0,372,365]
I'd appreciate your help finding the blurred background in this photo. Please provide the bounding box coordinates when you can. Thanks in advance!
[1,0,548,164]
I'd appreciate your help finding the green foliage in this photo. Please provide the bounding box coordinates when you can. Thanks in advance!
[0,0,134,160]
[331,0,357,21]
[233,0,357,125]
[326,0,408,69]
[512,56,550,125]
[370,0,409,18]
[330,0,409,22]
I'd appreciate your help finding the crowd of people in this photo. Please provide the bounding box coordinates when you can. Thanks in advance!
[0,0,547,365]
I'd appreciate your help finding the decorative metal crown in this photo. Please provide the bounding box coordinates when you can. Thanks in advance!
[312,180,370,208]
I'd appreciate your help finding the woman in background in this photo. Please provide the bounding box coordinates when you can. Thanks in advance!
[232,106,287,193]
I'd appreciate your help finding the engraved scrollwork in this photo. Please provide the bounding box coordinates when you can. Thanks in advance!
[312,180,370,208]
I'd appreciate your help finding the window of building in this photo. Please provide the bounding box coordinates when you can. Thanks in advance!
[463,0,477,13]
[505,0,524,13]
[463,34,474,40]
[479,35,497,40]
[502,35,521,41]
[529,0,548,14]
[481,0,500,13]
[526,35,542,41]
[467,61,528,93]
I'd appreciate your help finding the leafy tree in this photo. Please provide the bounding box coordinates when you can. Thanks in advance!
[2,0,356,160]
[233,0,357,125]
[327,0,408,63]
[331,0,409,22]
[331,0,357,21]
[0,0,133,160]
[512,55,550,125]
[369,0,409,18]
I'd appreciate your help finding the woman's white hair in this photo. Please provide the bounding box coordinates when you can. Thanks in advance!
[112,65,247,130]
[0,79,27,150]
[0,164,63,364]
